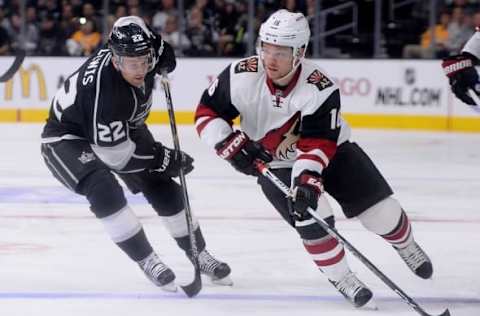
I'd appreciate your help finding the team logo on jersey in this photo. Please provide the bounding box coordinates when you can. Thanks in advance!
[78,151,96,164]
[275,121,300,160]
[307,70,333,91]
[260,114,300,161]
[234,57,258,73]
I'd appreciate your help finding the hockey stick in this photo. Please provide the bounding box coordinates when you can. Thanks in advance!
[160,72,202,298]
[0,49,25,82]
[255,161,450,316]
[467,89,480,112]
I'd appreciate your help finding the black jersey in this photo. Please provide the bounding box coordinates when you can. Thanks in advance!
[41,38,174,173]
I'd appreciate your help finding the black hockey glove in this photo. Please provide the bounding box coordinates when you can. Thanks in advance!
[291,171,323,221]
[442,52,480,105]
[153,143,194,178]
[156,41,176,74]
[215,131,273,176]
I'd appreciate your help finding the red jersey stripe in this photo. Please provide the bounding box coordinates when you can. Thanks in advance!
[297,138,337,159]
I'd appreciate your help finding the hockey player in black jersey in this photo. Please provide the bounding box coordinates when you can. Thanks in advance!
[40,16,231,291]
[195,10,433,307]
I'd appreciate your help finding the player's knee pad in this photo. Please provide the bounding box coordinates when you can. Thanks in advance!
[160,209,199,238]
[100,204,142,243]
[79,169,127,218]
[357,196,402,235]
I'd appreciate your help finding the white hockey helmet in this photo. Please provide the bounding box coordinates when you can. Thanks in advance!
[258,9,310,62]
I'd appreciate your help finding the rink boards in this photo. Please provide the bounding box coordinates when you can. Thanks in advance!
[0,57,479,132]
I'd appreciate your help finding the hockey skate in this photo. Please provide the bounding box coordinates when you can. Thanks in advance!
[329,272,373,308]
[193,249,233,286]
[138,252,177,292]
[395,241,433,279]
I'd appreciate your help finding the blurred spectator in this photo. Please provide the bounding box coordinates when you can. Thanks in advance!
[26,5,38,25]
[127,0,144,18]
[445,0,478,15]
[216,0,237,55]
[160,14,191,56]
[66,19,101,56]
[403,11,450,59]
[152,0,177,33]
[70,0,83,17]
[282,0,306,14]
[439,7,475,57]
[37,0,61,22]
[129,6,140,16]
[472,11,480,28]
[305,0,316,18]
[37,14,63,55]
[184,7,215,56]
[6,12,39,55]
[216,0,249,56]
[0,7,10,55]
[59,3,77,40]
[193,0,217,35]
[82,2,102,33]
[114,5,127,20]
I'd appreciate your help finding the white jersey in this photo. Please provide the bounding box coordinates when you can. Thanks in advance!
[463,31,480,58]
[195,56,351,179]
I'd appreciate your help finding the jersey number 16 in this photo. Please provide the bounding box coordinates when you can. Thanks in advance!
[330,108,341,130]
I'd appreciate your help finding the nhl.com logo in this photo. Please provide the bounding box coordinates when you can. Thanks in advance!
[404,67,416,85]
[375,67,441,107]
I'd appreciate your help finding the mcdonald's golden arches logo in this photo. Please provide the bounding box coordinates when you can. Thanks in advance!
[4,64,47,101]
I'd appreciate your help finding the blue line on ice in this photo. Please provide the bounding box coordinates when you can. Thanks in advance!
[0,292,478,304]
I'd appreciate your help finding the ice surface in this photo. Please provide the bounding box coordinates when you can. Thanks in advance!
[0,124,479,316]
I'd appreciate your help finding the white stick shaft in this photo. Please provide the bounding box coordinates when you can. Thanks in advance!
[468,88,480,106]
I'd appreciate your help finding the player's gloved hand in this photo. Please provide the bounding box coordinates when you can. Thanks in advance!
[442,52,480,105]
[153,143,194,177]
[215,130,272,176]
[291,171,323,221]
[157,41,176,74]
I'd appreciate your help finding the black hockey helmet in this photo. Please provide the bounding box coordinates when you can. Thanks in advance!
[108,16,154,57]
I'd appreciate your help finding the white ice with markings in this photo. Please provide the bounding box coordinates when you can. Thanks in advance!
[0,123,479,316]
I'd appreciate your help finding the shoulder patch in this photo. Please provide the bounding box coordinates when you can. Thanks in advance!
[234,57,258,74]
[306,70,333,91]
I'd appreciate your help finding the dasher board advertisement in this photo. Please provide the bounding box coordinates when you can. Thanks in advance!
[0,57,478,131]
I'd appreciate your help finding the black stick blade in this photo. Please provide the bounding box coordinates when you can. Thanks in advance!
[437,309,451,316]
[181,268,202,298]
[0,49,25,82]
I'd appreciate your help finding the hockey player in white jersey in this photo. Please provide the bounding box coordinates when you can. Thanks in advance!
[195,9,433,308]
[442,30,480,105]
[40,16,231,292]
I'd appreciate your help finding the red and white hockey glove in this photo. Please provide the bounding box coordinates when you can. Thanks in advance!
[291,171,323,221]
[442,52,480,105]
[215,131,272,176]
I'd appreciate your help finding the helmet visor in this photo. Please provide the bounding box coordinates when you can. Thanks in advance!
[119,53,153,73]
[258,42,293,61]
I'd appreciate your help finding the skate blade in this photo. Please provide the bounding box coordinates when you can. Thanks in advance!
[211,275,233,286]
[161,281,178,292]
